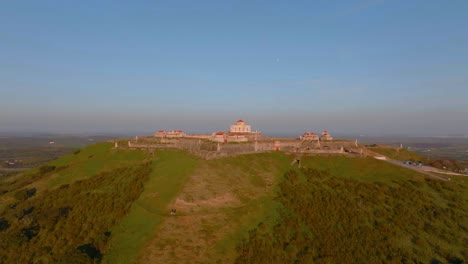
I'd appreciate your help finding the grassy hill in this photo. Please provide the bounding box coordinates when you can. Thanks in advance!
[0,143,466,263]
[236,160,467,263]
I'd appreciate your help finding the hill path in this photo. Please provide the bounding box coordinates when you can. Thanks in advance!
[138,155,287,264]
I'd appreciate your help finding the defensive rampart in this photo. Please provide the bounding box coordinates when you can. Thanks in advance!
[119,137,363,160]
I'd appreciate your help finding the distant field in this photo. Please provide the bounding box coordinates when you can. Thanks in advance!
[0,135,116,175]
[358,136,468,163]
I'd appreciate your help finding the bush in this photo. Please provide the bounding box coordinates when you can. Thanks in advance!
[0,162,152,263]
[21,226,40,240]
[13,190,28,201]
[13,188,37,201]
[0,218,10,231]
[235,168,467,263]
[39,165,56,174]
[77,243,103,262]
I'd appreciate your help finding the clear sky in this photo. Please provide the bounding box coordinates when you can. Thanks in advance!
[1,0,467,136]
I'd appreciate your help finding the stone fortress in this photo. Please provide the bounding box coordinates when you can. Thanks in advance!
[211,120,262,143]
[121,119,364,159]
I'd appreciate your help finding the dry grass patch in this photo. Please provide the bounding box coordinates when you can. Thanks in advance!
[138,152,291,263]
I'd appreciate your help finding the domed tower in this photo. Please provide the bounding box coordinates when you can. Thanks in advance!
[230,119,251,133]
[320,131,333,141]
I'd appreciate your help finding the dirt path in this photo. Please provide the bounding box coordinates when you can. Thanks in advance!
[138,157,284,264]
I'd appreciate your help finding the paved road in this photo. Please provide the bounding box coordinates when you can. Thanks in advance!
[0,168,31,172]
[364,149,450,181]
[382,159,449,181]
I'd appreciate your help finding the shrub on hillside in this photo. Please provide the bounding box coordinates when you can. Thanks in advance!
[0,217,10,231]
[0,162,152,263]
[39,165,56,174]
[13,188,36,201]
[0,166,68,196]
[235,169,467,263]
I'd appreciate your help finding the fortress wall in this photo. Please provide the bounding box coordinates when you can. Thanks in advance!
[219,143,255,153]
[199,141,217,151]
[128,143,178,149]
[176,141,201,153]
[124,138,361,159]
[184,135,211,139]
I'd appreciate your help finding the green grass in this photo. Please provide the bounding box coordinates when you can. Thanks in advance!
[300,156,463,209]
[3,143,466,263]
[132,151,294,263]
[235,165,467,263]
[0,162,152,263]
[103,150,199,264]
[1,143,180,263]
[300,156,426,183]
[210,152,292,262]
[213,197,280,262]
[3,146,294,263]
[47,143,148,188]
[0,143,149,222]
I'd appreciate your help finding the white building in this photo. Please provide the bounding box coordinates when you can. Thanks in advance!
[320,131,333,141]
[211,132,248,143]
[155,130,166,137]
[154,130,185,138]
[300,132,319,141]
[227,133,248,142]
[211,132,227,143]
[230,120,251,133]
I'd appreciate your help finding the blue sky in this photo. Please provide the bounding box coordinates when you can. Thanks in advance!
[1,0,467,136]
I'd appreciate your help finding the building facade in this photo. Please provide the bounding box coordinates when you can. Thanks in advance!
[211,132,227,142]
[154,130,185,138]
[227,133,248,142]
[301,132,319,141]
[211,132,248,143]
[230,120,251,133]
[320,131,333,141]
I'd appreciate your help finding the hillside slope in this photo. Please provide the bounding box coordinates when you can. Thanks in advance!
[0,144,294,263]
[137,152,291,263]
[0,144,466,263]
[0,143,156,262]
[236,158,467,264]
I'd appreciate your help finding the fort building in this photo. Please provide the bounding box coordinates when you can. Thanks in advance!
[211,132,227,143]
[155,130,185,138]
[228,133,248,142]
[210,119,262,143]
[211,132,248,143]
[320,131,333,141]
[301,132,319,141]
[230,120,251,133]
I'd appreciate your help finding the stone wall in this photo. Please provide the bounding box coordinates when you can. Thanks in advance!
[122,137,363,160]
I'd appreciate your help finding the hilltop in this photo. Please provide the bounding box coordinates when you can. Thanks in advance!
[0,142,466,263]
